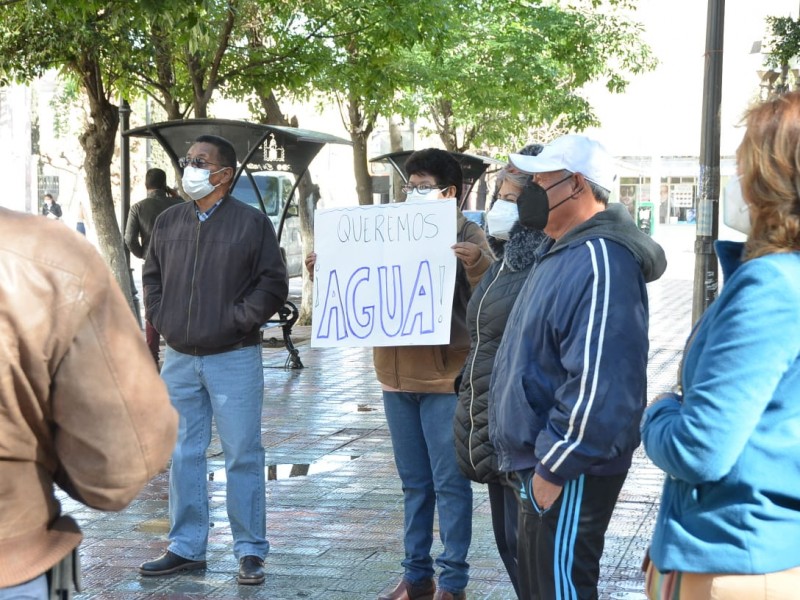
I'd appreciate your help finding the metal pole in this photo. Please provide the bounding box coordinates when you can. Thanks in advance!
[119,99,141,325]
[692,0,724,324]
[120,99,131,234]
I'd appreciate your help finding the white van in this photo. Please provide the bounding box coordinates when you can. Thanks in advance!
[232,172,302,277]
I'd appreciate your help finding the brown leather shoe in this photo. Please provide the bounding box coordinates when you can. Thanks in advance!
[378,577,436,600]
[433,590,466,600]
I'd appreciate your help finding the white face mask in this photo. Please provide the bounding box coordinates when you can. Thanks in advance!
[405,189,444,203]
[723,176,750,235]
[182,166,225,201]
[486,199,519,240]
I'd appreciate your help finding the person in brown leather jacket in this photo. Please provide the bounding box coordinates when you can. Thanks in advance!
[0,208,178,599]
[307,149,492,600]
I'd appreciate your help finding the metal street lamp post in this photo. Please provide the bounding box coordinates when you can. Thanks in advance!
[692,0,725,324]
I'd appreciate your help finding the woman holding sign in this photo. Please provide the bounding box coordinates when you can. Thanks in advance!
[307,149,492,600]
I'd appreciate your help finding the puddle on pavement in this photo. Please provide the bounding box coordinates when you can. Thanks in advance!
[209,453,360,482]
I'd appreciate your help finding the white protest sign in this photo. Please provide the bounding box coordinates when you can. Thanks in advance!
[311,199,457,348]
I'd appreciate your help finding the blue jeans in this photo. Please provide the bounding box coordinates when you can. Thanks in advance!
[162,344,268,561]
[0,574,47,599]
[382,392,472,594]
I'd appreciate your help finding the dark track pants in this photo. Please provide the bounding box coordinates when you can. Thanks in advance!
[488,478,521,598]
[515,471,627,600]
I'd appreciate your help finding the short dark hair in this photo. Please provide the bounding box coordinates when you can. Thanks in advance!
[194,134,237,169]
[145,168,167,190]
[405,148,463,200]
[43,193,54,201]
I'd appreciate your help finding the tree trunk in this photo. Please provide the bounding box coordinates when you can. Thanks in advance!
[75,60,134,312]
[351,130,372,206]
[296,177,319,325]
[389,117,404,202]
[347,95,374,206]
[258,90,318,325]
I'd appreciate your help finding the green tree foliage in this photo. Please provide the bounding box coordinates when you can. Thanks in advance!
[300,0,461,205]
[127,0,330,120]
[400,0,656,153]
[0,0,169,305]
[765,14,800,94]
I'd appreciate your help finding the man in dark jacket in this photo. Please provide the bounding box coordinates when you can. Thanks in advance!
[489,135,667,600]
[139,135,288,586]
[124,168,183,364]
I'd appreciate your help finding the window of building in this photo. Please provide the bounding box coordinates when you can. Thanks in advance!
[618,177,651,220]
[660,177,697,223]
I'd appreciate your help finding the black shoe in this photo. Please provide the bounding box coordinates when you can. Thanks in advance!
[139,551,206,576]
[237,555,265,585]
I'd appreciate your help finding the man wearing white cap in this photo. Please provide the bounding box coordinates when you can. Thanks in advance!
[488,135,667,599]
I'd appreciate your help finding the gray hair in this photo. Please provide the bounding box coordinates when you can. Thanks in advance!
[495,167,530,190]
[587,180,610,205]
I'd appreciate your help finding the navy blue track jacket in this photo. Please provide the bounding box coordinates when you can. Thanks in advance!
[489,204,667,485]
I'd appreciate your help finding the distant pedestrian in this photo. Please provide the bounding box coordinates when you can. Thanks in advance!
[124,168,184,365]
[0,208,177,600]
[139,135,288,585]
[74,199,88,236]
[489,134,666,600]
[307,148,493,600]
[41,193,62,220]
[641,91,800,600]
[453,144,547,598]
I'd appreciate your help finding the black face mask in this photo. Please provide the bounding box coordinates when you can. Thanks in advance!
[517,173,575,231]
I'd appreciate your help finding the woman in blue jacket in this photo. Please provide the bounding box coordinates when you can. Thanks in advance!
[641,92,800,598]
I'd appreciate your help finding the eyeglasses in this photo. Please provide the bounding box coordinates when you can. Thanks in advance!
[401,183,446,195]
[178,156,222,169]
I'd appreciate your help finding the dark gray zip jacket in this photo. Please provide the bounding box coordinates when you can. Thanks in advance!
[454,225,548,483]
[143,195,288,355]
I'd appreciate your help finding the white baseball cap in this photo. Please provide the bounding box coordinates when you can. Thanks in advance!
[509,134,617,192]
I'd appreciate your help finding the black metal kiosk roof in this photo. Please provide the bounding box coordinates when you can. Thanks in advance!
[370,150,504,207]
[122,119,351,239]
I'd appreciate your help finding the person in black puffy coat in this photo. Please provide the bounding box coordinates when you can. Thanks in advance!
[454,145,547,598]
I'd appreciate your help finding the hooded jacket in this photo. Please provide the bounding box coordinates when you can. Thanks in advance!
[373,212,492,393]
[0,209,177,588]
[642,241,800,574]
[489,203,666,485]
[454,225,548,483]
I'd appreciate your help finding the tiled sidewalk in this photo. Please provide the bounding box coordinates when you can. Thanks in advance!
[66,229,695,600]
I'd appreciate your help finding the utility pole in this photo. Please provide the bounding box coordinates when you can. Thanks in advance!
[118,99,140,323]
[692,0,725,324]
